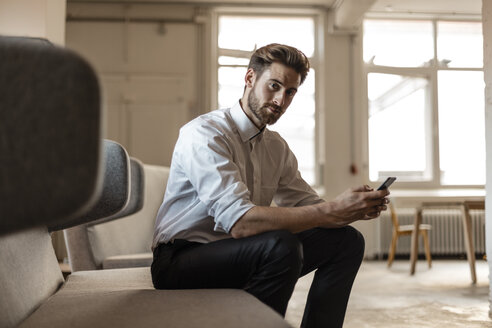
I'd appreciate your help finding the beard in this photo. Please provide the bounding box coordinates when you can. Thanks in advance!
[247,88,283,126]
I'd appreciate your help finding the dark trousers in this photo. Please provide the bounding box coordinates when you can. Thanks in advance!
[151,226,365,328]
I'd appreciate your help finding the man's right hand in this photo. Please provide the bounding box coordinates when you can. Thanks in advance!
[231,185,390,239]
[322,185,390,227]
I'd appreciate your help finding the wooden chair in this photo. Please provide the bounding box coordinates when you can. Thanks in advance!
[387,203,432,268]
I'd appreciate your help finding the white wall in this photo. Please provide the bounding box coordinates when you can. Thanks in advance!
[323,33,355,199]
[0,0,66,45]
[322,30,381,256]
[482,0,492,318]
[65,3,200,167]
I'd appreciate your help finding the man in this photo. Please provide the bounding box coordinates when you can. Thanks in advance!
[152,43,389,328]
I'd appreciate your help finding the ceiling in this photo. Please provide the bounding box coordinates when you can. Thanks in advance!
[67,0,482,14]
[369,0,481,16]
[67,0,482,31]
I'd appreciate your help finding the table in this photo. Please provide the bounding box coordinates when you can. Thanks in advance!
[390,189,485,284]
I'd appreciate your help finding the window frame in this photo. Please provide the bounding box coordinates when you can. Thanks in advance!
[361,17,484,189]
[210,7,326,187]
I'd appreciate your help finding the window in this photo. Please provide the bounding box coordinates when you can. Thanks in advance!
[364,19,484,187]
[215,12,320,185]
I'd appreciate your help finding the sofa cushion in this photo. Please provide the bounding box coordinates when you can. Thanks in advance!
[62,267,153,291]
[18,268,290,328]
[102,253,153,270]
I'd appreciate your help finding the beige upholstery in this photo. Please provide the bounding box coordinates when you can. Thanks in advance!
[103,252,154,269]
[65,164,168,271]
[0,228,64,328]
[19,268,288,328]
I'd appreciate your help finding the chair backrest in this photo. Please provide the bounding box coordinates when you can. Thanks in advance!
[49,139,132,232]
[0,36,102,328]
[389,202,400,230]
[87,164,169,269]
[64,155,147,271]
[65,163,169,271]
[0,36,102,236]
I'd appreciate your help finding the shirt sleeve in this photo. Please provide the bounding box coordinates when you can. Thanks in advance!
[273,139,324,208]
[175,120,254,234]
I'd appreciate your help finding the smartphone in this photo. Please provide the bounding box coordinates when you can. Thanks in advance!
[377,177,396,190]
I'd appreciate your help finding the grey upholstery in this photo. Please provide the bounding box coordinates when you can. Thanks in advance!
[0,36,102,235]
[50,140,132,232]
[64,158,158,271]
[0,36,290,328]
[90,156,145,226]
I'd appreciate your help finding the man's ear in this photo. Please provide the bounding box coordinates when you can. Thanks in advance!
[245,68,256,88]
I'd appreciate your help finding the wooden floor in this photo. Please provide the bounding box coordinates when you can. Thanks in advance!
[285,260,491,328]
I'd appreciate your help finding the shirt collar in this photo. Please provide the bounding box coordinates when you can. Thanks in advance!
[230,101,264,142]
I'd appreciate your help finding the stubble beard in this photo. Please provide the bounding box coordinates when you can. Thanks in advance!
[247,88,283,126]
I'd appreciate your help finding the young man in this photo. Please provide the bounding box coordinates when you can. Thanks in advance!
[152,43,389,328]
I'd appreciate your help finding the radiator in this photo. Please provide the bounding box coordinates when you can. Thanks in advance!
[379,208,486,256]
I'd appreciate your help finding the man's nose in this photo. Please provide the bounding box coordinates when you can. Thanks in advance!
[273,92,285,106]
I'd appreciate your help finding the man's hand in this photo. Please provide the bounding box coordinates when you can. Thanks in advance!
[323,185,390,227]
[230,185,390,239]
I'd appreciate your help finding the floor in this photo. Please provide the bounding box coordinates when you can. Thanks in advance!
[285,259,492,328]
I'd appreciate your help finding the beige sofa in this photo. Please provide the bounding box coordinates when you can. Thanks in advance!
[0,36,290,328]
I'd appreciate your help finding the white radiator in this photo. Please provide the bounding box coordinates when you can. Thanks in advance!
[379,208,486,256]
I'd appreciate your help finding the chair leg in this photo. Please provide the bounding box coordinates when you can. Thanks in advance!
[388,231,398,268]
[422,230,432,268]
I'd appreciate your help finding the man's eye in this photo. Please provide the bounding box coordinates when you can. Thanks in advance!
[270,83,279,90]
[286,90,296,97]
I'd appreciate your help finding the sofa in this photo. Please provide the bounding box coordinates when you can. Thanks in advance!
[64,159,169,271]
[0,36,290,328]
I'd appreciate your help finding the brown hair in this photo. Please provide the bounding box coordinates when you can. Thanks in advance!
[248,43,310,85]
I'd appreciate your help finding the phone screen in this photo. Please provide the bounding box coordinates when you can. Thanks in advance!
[377,177,396,190]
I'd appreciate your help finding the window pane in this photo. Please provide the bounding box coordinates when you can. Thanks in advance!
[368,73,429,181]
[438,71,485,185]
[218,16,314,57]
[437,21,483,68]
[218,66,247,109]
[364,20,433,67]
[218,56,250,66]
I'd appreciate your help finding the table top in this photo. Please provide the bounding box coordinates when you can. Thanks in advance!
[389,189,485,207]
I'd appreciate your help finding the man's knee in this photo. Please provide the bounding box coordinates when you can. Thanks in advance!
[344,225,365,261]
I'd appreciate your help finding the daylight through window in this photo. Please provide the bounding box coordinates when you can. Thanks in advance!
[364,19,484,186]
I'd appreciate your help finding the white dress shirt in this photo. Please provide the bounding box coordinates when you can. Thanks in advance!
[152,101,323,248]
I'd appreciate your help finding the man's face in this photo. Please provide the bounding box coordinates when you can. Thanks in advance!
[245,62,301,128]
